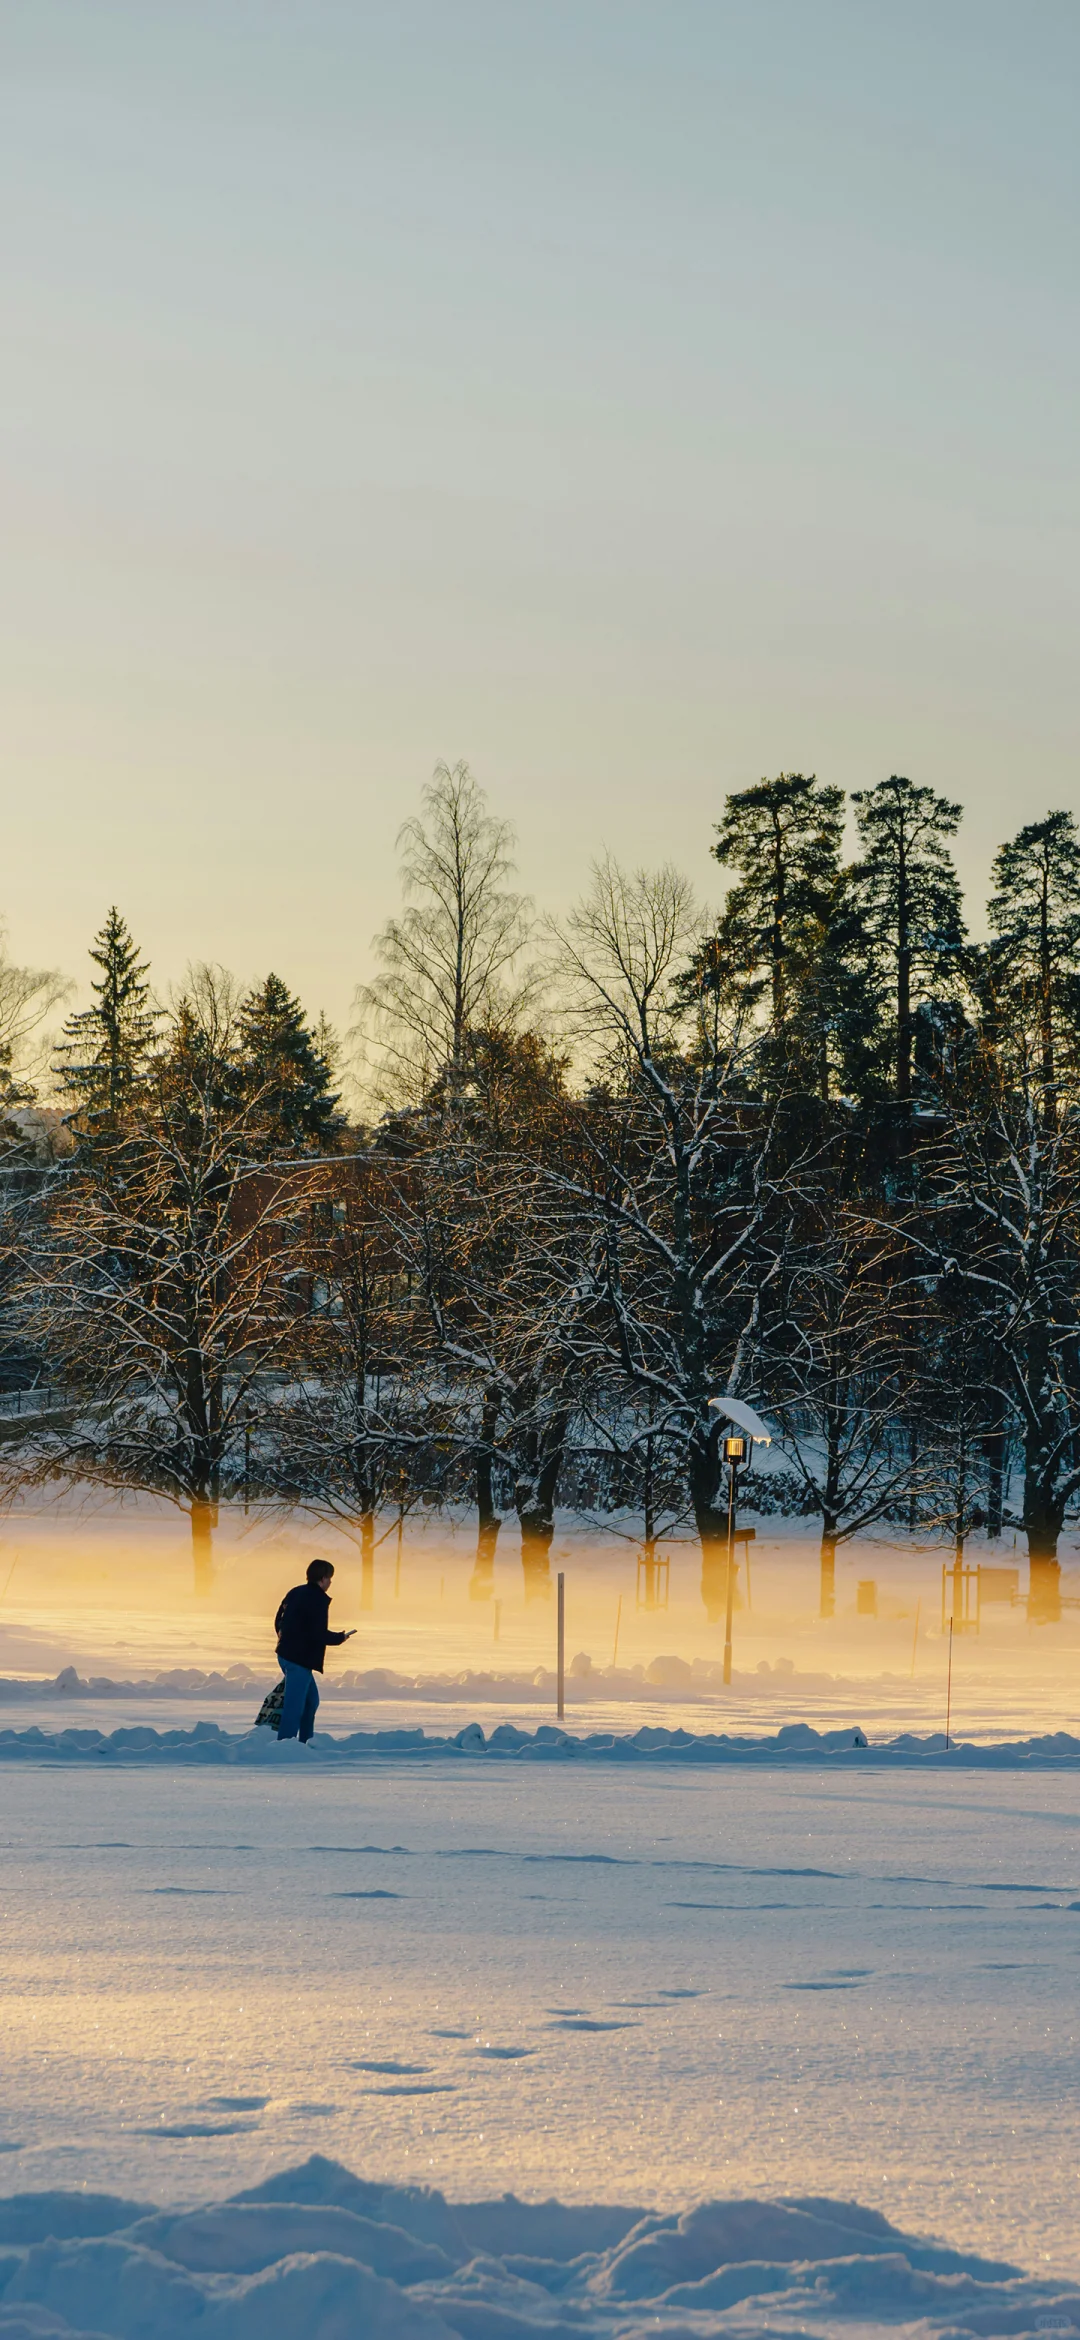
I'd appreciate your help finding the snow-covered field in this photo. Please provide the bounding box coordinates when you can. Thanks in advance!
[2,1758,1079,2328]
[2,1501,1078,2337]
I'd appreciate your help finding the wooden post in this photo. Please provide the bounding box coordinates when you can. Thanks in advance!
[557,1570,565,1722]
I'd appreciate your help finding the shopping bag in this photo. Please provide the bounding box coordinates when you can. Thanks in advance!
[255,1676,285,1729]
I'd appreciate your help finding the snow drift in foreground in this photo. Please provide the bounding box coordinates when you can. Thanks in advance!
[0,2153,1075,2340]
[0,1716,1079,1765]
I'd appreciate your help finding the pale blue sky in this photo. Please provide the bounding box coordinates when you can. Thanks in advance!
[2,1,1078,1031]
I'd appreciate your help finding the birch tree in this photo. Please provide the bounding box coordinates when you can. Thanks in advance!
[355,762,536,1106]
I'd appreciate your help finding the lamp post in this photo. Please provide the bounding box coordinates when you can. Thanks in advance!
[708,1398,772,1678]
[722,1432,751,1686]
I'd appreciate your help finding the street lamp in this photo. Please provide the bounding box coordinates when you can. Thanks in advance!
[722,1432,750,1685]
[708,1399,774,1686]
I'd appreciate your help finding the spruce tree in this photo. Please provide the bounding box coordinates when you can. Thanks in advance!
[986,810,1080,1104]
[849,775,965,1104]
[56,908,157,1126]
[237,973,342,1150]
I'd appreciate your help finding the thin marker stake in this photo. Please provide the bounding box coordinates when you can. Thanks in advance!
[612,1592,623,1669]
[945,1616,954,1750]
[557,1570,565,1722]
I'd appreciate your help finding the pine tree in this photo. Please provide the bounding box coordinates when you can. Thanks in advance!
[714,774,844,1025]
[986,810,1080,1106]
[711,772,863,1097]
[237,973,342,1150]
[56,909,157,1127]
[849,776,965,1104]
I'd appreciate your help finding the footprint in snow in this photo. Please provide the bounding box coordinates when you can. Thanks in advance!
[474,2045,535,2059]
[205,2096,269,2111]
[545,2017,637,2032]
[139,2120,260,2138]
[428,2028,470,2038]
[0,2142,23,2154]
[330,1889,403,1900]
[784,1980,863,1992]
[348,2060,431,2075]
[366,2083,457,2096]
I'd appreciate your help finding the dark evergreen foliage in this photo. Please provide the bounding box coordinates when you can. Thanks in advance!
[55,908,157,1126]
[849,776,965,1103]
[237,973,343,1151]
[985,810,1080,1102]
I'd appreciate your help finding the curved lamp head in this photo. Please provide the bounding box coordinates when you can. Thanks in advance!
[709,1396,773,1446]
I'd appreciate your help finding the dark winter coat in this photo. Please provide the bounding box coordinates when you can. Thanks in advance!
[275,1583,348,1674]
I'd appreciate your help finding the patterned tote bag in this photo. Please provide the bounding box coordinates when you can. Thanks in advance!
[255,1676,285,1729]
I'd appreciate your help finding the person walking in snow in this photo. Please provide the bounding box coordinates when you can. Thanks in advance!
[274,1559,355,1742]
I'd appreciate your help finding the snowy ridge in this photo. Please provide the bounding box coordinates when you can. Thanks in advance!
[1,1717,1079,1764]
[0,2153,1075,2340]
[0,1660,877,1704]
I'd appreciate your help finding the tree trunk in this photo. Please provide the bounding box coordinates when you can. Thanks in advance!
[819,1524,836,1618]
[983,1390,1006,1539]
[1023,1473,1063,1561]
[1039,868,1055,1120]
[360,1509,375,1610]
[896,942,912,1103]
[475,1388,501,1530]
[1022,1329,1065,1560]
[771,821,786,1030]
[470,1516,500,1600]
[689,1418,730,1623]
[1028,1556,1062,1624]
[896,830,911,1103]
[190,1497,214,1598]
[514,1408,569,1600]
[907,1419,919,1531]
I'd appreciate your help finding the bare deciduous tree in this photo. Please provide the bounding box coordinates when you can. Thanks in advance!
[911,1058,1080,1587]
[354,762,537,1106]
[6,970,326,1587]
[549,858,792,1600]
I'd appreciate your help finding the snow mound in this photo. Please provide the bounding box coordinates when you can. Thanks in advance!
[0,1661,859,1706]
[0,1717,1078,1766]
[1,2159,1077,2340]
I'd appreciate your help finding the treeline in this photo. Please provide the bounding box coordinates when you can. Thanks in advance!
[3,760,1080,1597]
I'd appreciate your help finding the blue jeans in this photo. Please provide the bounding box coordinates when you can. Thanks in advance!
[278,1659,320,1743]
